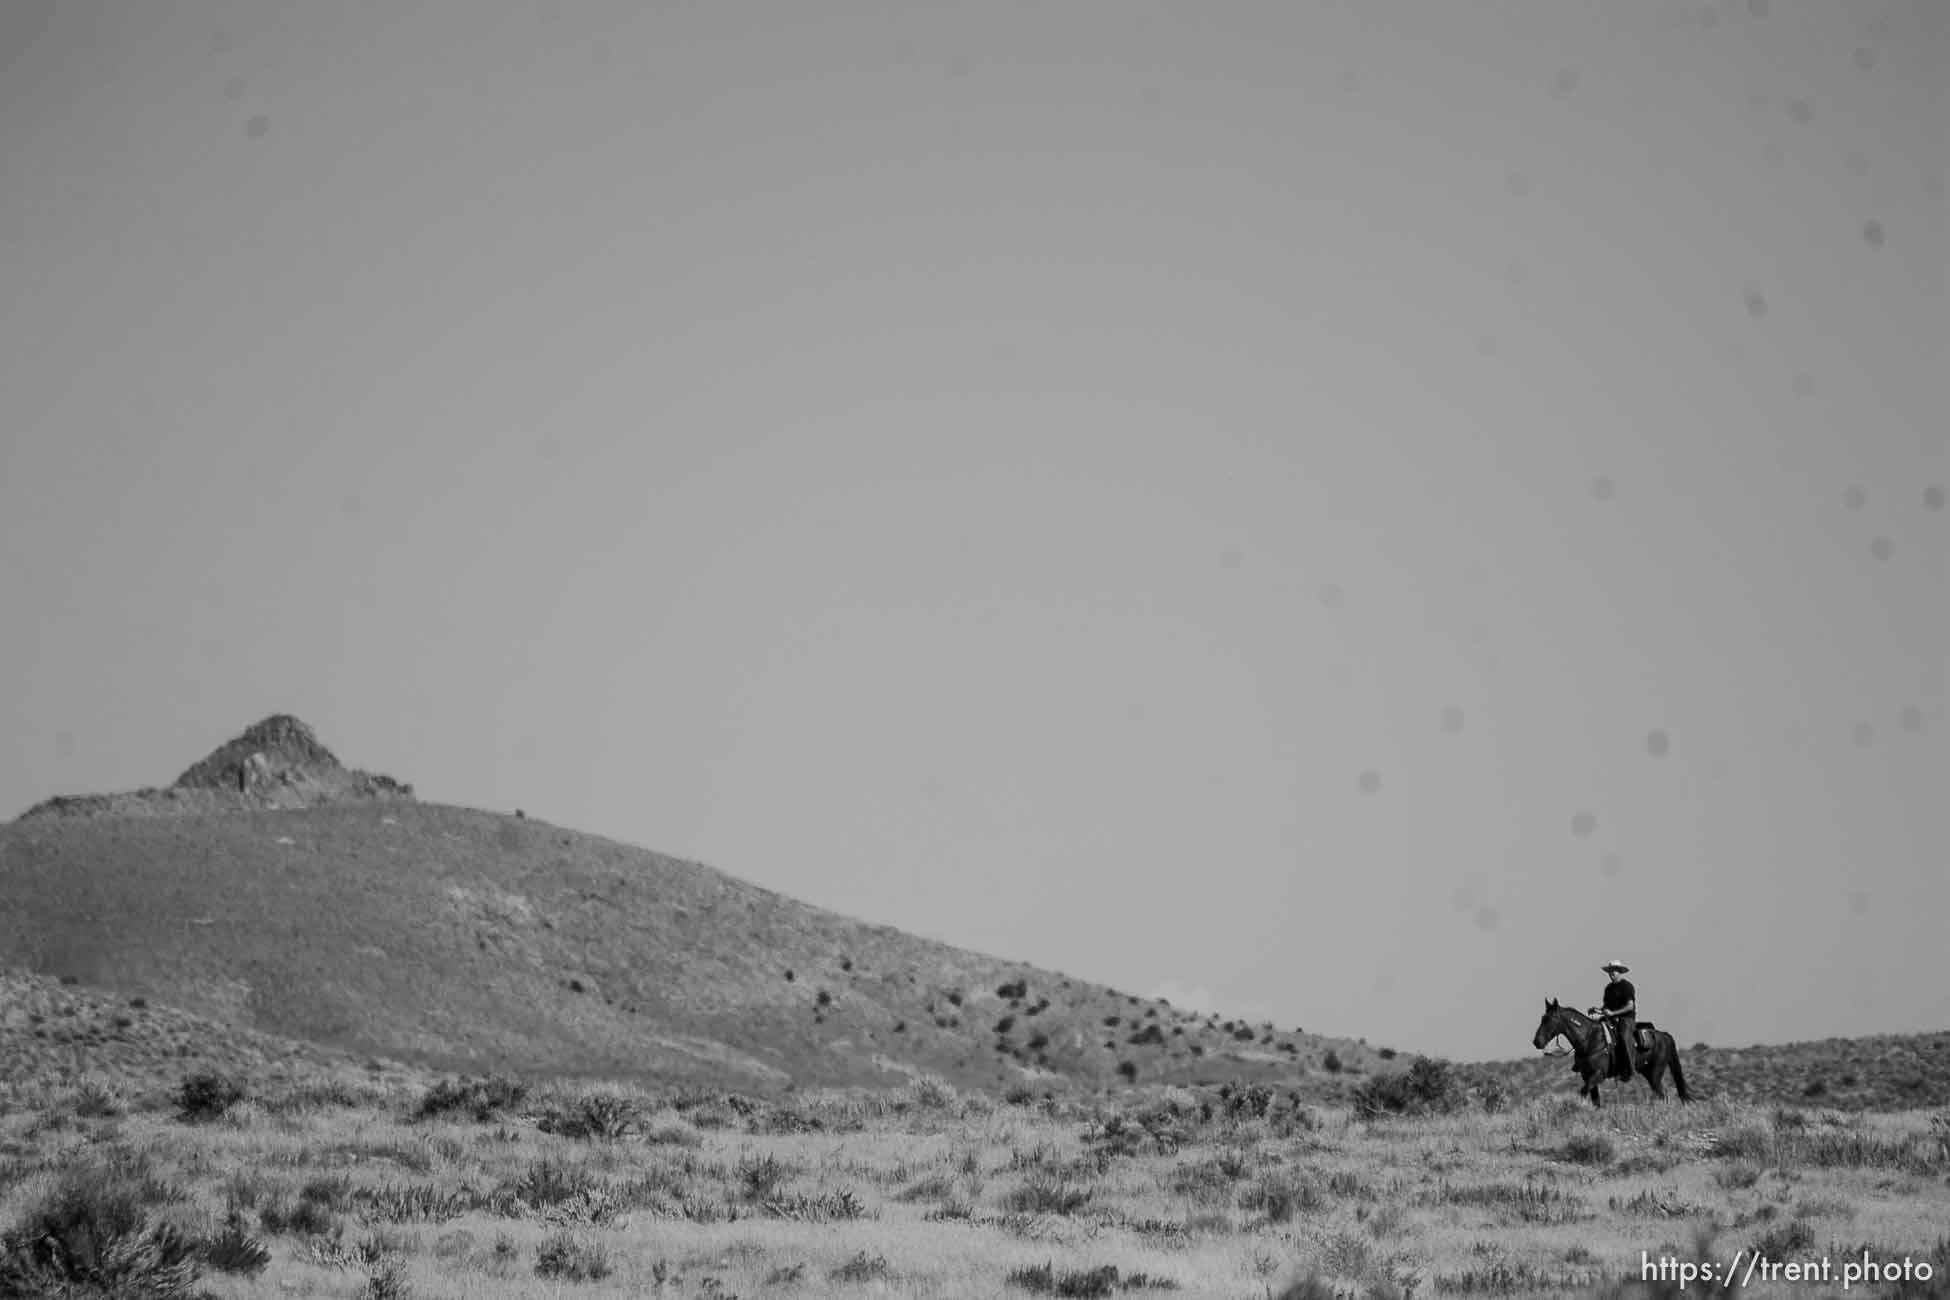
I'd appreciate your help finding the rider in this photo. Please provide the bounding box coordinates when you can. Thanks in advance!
[1589,960,1637,1080]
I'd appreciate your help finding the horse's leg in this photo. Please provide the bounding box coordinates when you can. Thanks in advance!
[1665,1038,1693,1103]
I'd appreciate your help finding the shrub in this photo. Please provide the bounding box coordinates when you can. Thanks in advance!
[71,1079,122,1118]
[538,1092,638,1141]
[365,1252,412,1299]
[907,1075,958,1111]
[503,1156,603,1211]
[1007,1261,1179,1295]
[0,1161,205,1297]
[1221,1083,1275,1119]
[1241,1170,1321,1223]
[1352,1056,1466,1118]
[1117,1061,1138,1083]
[737,1153,791,1203]
[1322,1051,1344,1073]
[177,1071,247,1122]
[354,1182,471,1224]
[534,1231,611,1281]
[1007,1261,1118,1296]
[996,1015,1017,1034]
[202,1207,272,1276]
[299,1174,355,1212]
[1005,1174,1094,1215]
[1405,1056,1464,1108]
[260,1193,341,1238]
[998,979,1029,999]
[830,1251,890,1282]
[1750,1219,1815,1258]
[416,1074,528,1122]
[1561,1134,1616,1166]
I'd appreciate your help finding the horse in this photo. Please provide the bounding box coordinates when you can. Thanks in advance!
[1532,997,1691,1108]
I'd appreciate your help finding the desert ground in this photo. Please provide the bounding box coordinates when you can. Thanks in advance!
[3,1062,1947,1300]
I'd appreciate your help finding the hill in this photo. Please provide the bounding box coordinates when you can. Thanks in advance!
[0,967,427,1098]
[5,715,1944,1111]
[1,716,1389,1098]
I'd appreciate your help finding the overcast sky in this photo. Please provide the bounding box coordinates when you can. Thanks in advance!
[3,0,1942,1063]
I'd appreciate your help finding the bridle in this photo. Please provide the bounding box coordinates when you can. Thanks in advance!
[1538,1004,1591,1059]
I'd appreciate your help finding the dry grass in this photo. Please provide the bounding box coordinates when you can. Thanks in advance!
[2,1071,1945,1299]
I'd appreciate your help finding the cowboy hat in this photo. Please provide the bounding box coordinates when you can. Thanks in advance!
[1600,960,1630,973]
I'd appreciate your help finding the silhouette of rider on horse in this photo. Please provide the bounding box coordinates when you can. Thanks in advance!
[1589,960,1638,1081]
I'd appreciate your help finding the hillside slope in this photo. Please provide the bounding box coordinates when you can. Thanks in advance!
[0,967,427,1097]
[1,718,1382,1095]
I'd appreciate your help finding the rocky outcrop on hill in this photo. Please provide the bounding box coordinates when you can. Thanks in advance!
[13,715,414,822]
[171,714,412,801]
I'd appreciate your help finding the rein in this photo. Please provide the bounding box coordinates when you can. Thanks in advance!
[1543,1007,1604,1061]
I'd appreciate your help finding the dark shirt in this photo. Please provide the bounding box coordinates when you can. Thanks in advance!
[1602,979,1636,1013]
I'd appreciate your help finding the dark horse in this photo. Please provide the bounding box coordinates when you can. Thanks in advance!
[1532,998,1691,1108]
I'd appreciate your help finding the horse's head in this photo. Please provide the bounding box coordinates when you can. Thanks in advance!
[1533,997,1564,1050]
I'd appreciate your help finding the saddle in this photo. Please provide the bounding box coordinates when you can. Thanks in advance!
[1602,1020,1656,1053]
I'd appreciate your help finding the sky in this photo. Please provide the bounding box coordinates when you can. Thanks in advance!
[2,0,1943,1063]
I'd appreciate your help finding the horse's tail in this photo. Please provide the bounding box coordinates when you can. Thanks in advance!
[1664,1033,1692,1102]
